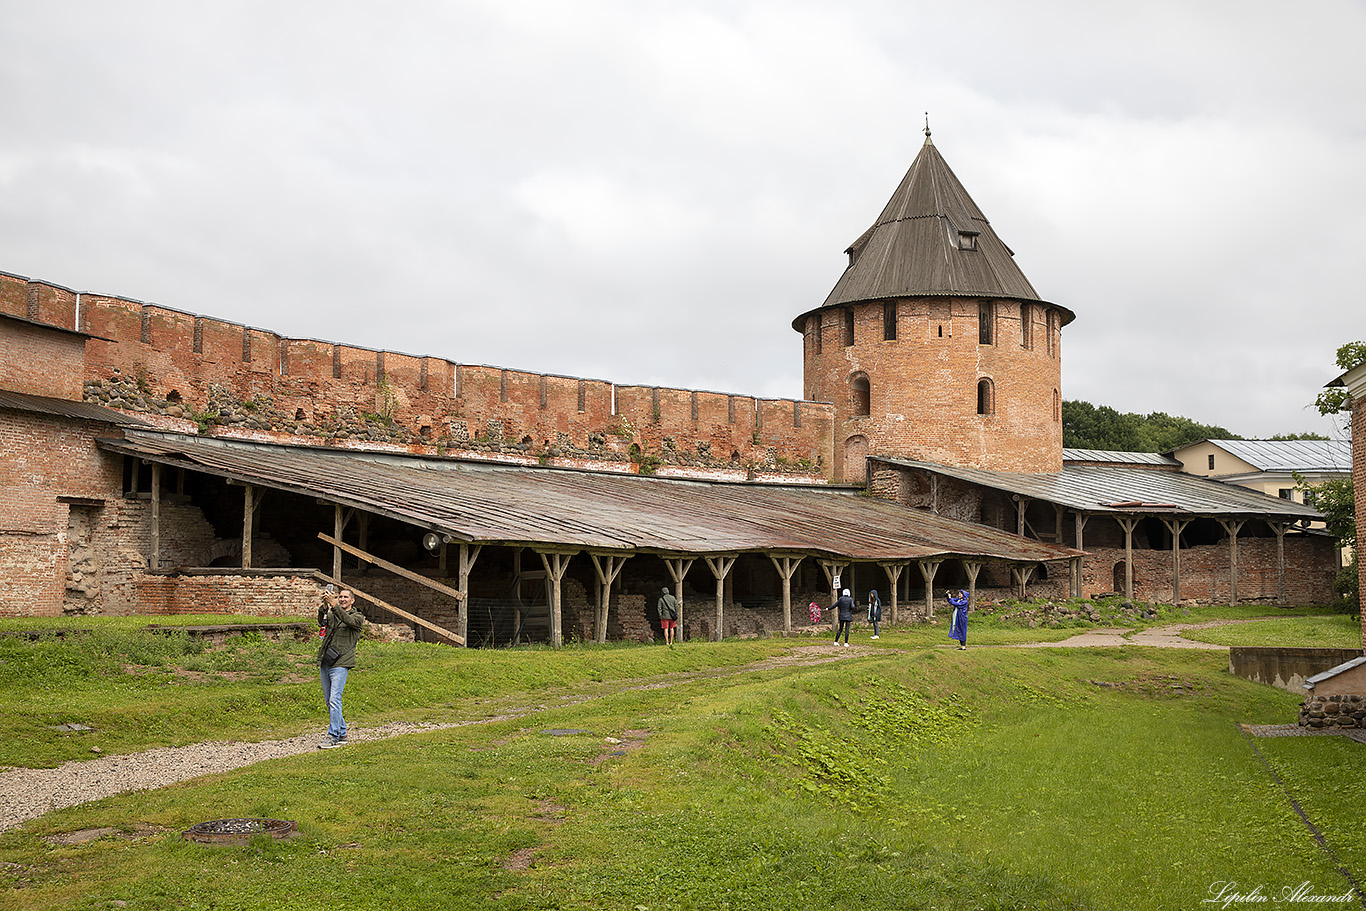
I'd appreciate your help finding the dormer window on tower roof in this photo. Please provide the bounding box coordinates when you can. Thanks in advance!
[958,229,980,251]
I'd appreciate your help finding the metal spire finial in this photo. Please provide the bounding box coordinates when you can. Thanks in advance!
[923,112,933,145]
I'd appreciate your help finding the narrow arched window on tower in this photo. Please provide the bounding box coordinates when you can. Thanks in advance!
[1021,303,1032,349]
[843,308,855,347]
[979,301,994,345]
[852,374,870,417]
[883,301,897,340]
[810,314,822,355]
[977,377,994,415]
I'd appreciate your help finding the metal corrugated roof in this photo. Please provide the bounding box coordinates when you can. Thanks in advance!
[1192,439,1352,474]
[0,389,145,426]
[1063,449,1181,467]
[882,457,1324,520]
[796,137,1075,326]
[98,430,1080,564]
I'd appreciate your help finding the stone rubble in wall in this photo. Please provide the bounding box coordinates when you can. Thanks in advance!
[1298,693,1366,730]
[83,375,820,478]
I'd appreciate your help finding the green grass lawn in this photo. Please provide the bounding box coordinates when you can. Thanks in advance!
[0,606,1361,910]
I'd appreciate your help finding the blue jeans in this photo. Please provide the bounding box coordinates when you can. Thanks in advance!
[320,665,349,738]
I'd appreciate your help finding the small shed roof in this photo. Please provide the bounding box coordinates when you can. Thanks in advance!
[0,389,145,426]
[879,457,1324,520]
[98,430,1081,565]
[1063,449,1181,468]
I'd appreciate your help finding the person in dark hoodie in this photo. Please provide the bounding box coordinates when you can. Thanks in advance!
[867,589,882,640]
[832,588,856,647]
[657,586,680,646]
[317,587,366,749]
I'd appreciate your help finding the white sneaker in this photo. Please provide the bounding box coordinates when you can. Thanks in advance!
[871,635,879,640]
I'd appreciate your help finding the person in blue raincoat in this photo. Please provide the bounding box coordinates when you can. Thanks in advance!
[947,589,970,650]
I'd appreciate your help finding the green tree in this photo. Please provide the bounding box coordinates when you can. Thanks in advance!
[1062,400,1239,452]
[1314,340,1366,416]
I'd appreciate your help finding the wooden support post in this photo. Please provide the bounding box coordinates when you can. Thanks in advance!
[331,505,346,581]
[589,552,631,644]
[704,555,737,641]
[459,543,482,645]
[242,484,259,569]
[1219,519,1246,605]
[1116,516,1139,601]
[664,557,694,643]
[150,462,162,571]
[878,562,906,625]
[1015,495,1030,537]
[1072,512,1090,598]
[536,550,576,648]
[1161,517,1191,604]
[961,561,982,607]
[768,554,802,633]
[1011,564,1036,598]
[917,558,943,619]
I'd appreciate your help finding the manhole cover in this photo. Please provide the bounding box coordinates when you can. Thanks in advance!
[182,818,297,845]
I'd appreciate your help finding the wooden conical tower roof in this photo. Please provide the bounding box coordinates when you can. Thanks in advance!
[796,131,1074,327]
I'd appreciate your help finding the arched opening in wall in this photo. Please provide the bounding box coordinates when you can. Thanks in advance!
[976,378,994,415]
[842,308,855,347]
[844,435,869,484]
[1020,303,1032,348]
[851,373,870,416]
[1053,389,1061,422]
[810,314,822,355]
[1113,561,1130,592]
[167,390,182,405]
[883,301,897,340]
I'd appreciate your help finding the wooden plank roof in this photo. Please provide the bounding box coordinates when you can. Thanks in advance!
[795,135,1075,328]
[99,430,1081,564]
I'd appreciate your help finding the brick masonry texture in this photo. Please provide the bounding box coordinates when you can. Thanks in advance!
[803,297,1064,479]
[0,271,836,482]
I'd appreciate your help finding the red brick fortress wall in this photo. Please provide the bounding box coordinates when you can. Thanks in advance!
[803,297,1064,480]
[23,273,837,481]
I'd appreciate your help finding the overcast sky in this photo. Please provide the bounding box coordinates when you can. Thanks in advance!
[2,0,1361,441]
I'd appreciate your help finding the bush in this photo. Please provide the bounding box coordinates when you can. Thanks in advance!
[1335,556,1359,614]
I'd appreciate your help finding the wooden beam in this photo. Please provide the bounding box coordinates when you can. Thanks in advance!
[768,554,802,633]
[458,543,482,644]
[1269,521,1288,605]
[917,558,943,619]
[704,555,737,641]
[318,533,466,603]
[664,557,694,642]
[1219,519,1247,605]
[317,572,464,646]
[536,549,578,647]
[589,552,631,644]
[1116,516,1139,600]
[150,462,162,571]
[878,562,907,625]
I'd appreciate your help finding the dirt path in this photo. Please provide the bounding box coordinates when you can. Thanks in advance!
[1015,617,1269,650]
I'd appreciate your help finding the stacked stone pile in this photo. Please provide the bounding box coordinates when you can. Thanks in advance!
[1299,694,1366,730]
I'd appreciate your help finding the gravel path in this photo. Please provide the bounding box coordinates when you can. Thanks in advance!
[0,721,460,834]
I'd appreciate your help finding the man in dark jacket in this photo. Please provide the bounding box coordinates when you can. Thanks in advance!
[831,588,856,647]
[318,588,365,749]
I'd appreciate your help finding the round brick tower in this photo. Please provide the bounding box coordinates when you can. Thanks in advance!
[794,130,1075,482]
